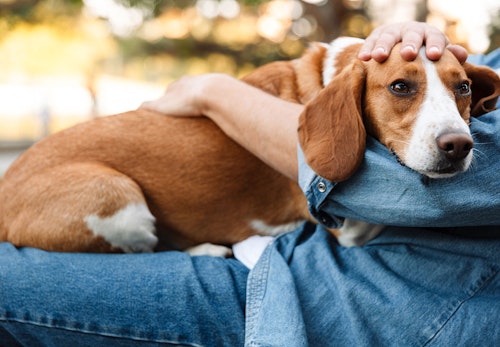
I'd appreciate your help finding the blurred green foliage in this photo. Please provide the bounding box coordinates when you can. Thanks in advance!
[0,0,499,80]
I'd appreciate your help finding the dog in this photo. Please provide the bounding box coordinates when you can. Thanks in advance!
[1,38,499,252]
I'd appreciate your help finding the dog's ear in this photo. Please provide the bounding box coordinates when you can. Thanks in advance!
[298,61,366,182]
[463,62,500,117]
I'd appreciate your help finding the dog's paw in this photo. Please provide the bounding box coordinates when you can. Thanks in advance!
[186,243,232,257]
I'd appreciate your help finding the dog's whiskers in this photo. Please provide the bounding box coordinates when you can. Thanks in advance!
[471,147,487,160]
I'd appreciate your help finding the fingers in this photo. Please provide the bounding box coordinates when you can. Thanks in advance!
[359,22,427,62]
[140,74,232,117]
[399,27,426,61]
[358,21,467,63]
[139,99,160,111]
[359,22,428,62]
[447,44,468,64]
[140,83,177,114]
[421,25,449,60]
[140,77,200,116]
[358,25,402,62]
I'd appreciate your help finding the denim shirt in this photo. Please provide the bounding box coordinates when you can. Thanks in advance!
[298,99,500,229]
[243,50,500,346]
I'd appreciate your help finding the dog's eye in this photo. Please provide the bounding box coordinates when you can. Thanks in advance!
[457,81,471,96]
[390,81,413,95]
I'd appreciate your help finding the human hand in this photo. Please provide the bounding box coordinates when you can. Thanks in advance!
[140,73,226,117]
[358,21,468,63]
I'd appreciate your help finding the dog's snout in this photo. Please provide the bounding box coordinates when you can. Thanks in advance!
[436,132,473,161]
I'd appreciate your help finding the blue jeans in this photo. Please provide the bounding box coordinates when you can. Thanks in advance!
[1,224,499,346]
[0,244,248,346]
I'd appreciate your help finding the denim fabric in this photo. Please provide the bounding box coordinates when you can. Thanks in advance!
[468,49,500,69]
[0,244,248,346]
[2,226,499,347]
[1,49,500,347]
[246,224,500,347]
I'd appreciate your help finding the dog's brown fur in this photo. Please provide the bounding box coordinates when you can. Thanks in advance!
[0,61,314,252]
[1,41,499,253]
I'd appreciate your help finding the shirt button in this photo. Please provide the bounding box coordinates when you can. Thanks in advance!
[317,181,327,193]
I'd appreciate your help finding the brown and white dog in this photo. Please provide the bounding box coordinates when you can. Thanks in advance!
[1,38,499,252]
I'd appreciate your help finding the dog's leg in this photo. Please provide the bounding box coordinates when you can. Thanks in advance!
[0,162,157,253]
[185,243,232,257]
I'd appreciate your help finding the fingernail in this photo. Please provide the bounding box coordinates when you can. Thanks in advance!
[402,44,417,53]
[429,46,441,54]
[374,47,386,54]
[358,49,369,57]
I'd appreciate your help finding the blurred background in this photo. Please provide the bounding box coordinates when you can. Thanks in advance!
[1,0,500,174]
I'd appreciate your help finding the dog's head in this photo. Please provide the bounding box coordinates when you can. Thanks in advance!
[298,41,500,181]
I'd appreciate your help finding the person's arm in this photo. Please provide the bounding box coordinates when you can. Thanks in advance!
[142,22,460,182]
[142,74,303,181]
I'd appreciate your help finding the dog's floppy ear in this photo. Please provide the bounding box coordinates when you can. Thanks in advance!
[463,62,500,117]
[298,61,366,182]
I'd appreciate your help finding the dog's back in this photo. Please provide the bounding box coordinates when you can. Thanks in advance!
[0,84,309,252]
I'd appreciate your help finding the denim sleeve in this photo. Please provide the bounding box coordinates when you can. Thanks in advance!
[468,48,500,69]
[298,49,500,229]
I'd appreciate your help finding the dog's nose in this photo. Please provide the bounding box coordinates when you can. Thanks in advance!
[436,132,473,160]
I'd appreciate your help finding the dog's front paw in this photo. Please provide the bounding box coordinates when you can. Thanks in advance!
[186,243,233,257]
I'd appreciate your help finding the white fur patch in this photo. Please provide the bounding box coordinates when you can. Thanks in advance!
[84,202,158,253]
[404,49,472,178]
[186,243,232,257]
[337,219,384,247]
[322,37,364,86]
[250,219,304,237]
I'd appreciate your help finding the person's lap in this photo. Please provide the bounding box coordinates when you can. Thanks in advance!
[1,224,499,346]
[246,223,500,346]
[0,243,248,346]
